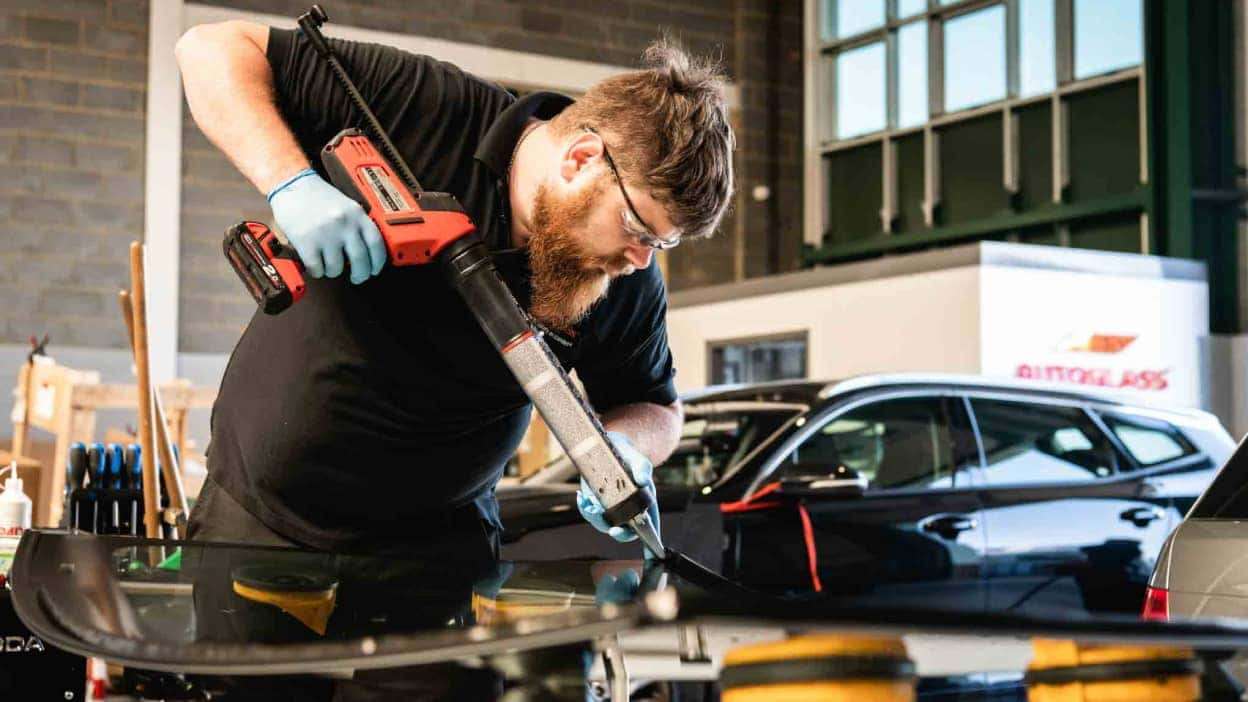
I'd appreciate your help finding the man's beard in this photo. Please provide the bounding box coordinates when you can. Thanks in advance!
[528,178,631,334]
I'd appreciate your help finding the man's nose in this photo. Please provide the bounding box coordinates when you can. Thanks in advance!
[624,245,653,270]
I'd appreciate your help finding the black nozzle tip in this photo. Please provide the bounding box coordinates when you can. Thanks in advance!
[309,5,328,25]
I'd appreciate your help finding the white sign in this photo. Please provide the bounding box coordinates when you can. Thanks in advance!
[978,266,1207,408]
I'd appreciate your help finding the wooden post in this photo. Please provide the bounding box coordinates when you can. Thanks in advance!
[10,362,31,458]
[128,243,162,539]
[119,290,188,536]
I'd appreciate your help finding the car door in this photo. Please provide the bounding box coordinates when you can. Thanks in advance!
[966,395,1174,616]
[725,393,988,611]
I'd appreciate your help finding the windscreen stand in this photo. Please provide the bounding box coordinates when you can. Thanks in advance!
[596,634,629,701]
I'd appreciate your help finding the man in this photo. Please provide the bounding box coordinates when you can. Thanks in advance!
[175,20,734,561]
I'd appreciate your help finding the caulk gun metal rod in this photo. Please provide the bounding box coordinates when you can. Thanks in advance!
[297,9,424,196]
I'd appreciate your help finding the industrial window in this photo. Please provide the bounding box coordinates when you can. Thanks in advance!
[899,0,926,19]
[944,5,1006,113]
[808,0,1147,258]
[1073,0,1143,80]
[708,334,807,386]
[897,21,928,129]
[1019,0,1056,96]
[836,42,887,139]
[824,0,886,40]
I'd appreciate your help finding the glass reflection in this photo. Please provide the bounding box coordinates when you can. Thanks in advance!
[836,41,887,138]
[104,544,633,646]
[897,21,928,128]
[832,0,886,39]
[898,0,927,18]
[1074,0,1142,79]
[944,5,1007,112]
[1020,0,1056,96]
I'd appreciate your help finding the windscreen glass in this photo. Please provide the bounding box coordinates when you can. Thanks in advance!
[26,536,655,654]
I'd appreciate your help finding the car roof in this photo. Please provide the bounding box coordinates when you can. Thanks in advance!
[681,379,830,405]
[684,373,1220,427]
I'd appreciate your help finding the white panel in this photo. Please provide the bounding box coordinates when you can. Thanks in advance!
[978,266,1209,408]
[666,267,983,392]
[145,0,185,383]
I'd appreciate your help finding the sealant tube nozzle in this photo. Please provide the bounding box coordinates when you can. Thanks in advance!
[630,512,664,560]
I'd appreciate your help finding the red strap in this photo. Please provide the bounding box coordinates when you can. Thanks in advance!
[719,481,823,592]
[797,502,822,593]
[719,481,782,514]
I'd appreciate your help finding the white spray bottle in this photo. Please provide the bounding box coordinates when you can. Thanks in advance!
[0,461,33,537]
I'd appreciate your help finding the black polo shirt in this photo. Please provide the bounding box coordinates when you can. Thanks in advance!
[205,28,677,551]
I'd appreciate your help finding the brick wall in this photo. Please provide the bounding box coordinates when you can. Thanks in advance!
[0,0,148,349]
[178,100,268,354]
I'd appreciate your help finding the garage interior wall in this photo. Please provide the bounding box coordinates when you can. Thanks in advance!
[0,0,803,447]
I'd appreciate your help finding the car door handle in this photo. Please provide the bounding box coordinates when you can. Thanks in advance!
[1120,506,1166,527]
[919,514,978,540]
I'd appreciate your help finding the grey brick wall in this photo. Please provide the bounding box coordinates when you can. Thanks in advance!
[0,0,147,350]
[179,0,804,353]
[178,99,268,354]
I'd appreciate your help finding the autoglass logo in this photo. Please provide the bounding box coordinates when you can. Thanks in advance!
[1015,332,1169,391]
[1055,332,1137,354]
[1016,365,1169,391]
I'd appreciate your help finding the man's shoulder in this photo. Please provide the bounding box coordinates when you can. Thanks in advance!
[267,26,513,110]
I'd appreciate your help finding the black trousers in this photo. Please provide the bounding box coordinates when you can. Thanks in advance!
[185,475,505,702]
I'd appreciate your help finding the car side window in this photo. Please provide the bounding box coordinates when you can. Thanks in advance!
[780,397,974,490]
[1098,413,1196,468]
[971,398,1120,485]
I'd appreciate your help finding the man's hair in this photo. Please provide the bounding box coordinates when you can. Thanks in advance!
[549,39,735,240]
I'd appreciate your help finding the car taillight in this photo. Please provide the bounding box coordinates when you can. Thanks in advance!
[1142,585,1169,621]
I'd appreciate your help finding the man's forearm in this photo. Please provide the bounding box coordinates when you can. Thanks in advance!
[175,20,308,194]
[602,400,683,465]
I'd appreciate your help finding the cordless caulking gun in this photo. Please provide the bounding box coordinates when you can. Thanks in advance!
[222,5,664,558]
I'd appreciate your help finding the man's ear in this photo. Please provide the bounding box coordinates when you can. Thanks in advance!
[559,131,604,183]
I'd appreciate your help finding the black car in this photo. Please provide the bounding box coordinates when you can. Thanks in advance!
[500,374,1234,616]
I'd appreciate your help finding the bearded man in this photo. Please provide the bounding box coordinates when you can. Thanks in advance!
[174,21,735,559]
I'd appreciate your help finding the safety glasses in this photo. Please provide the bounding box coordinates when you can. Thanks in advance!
[586,128,682,251]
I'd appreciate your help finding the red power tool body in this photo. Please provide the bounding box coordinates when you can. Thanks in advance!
[223,128,475,315]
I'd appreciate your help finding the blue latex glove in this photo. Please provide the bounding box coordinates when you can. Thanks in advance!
[576,431,661,559]
[267,168,387,284]
[594,569,641,606]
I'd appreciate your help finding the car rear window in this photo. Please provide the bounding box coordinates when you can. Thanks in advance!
[1099,413,1196,468]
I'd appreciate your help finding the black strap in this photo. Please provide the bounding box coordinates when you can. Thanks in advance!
[721,655,916,689]
[1024,658,1203,686]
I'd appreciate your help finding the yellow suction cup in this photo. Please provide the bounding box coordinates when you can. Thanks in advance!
[720,634,916,702]
[1026,639,1202,702]
[231,565,338,636]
